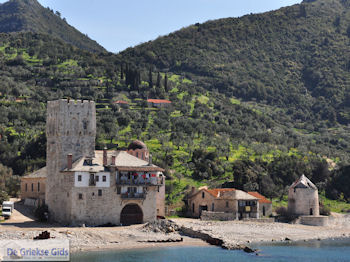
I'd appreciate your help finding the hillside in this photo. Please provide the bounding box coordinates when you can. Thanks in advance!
[119,0,350,126]
[0,0,105,53]
[0,0,349,207]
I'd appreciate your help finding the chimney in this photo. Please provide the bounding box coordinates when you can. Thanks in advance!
[148,154,152,166]
[67,154,73,169]
[191,187,196,195]
[111,155,116,166]
[103,147,107,166]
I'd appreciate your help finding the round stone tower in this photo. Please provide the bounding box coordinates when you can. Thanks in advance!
[288,175,319,216]
[46,99,96,222]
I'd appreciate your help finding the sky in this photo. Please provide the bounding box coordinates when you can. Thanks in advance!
[0,0,302,53]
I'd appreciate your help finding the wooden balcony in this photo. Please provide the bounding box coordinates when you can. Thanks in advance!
[116,177,163,186]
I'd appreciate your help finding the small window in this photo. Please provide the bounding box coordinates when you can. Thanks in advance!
[226,201,229,208]
[25,183,27,192]
[136,152,139,158]
[212,203,215,211]
[31,183,34,192]
[117,186,121,194]
[103,176,107,182]
[78,193,83,200]
[202,192,205,199]
[98,189,102,196]
[78,175,82,182]
[192,203,195,212]
[95,176,99,182]
[38,182,40,192]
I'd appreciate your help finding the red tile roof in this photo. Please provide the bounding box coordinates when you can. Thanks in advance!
[114,100,129,104]
[147,99,171,104]
[248,192,271,204]
[206,188,236,197]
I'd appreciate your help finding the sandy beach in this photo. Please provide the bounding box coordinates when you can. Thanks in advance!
[173,216,350,248]
[1,203,350,253]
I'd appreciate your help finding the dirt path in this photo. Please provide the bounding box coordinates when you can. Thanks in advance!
[0,199,45,227]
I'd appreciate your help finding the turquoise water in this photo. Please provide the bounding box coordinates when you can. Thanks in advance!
[71,239,350,262]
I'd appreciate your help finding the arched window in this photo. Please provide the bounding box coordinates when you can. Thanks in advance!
[202,192,205,199]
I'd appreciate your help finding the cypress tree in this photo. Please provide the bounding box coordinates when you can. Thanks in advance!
[164,74,168,92]
[156,72,162,88]
[148,68,153,88]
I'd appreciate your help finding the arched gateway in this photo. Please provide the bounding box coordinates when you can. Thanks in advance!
[120,204,143,225]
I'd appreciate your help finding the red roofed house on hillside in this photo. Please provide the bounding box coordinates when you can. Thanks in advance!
[147,99,172,108]
[248,192,272,217]
[113,100,129,109]
[185,187,260,220]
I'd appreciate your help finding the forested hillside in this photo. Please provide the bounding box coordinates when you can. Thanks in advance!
[0,0,105,52]
[120,0,350,126]
[0,0,349,208]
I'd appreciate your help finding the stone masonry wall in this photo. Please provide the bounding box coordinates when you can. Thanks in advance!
[46,99,96,223]
[300,216,328,226]
[288,187,319,216]
[69,171,158,226]
[201,211,236,221]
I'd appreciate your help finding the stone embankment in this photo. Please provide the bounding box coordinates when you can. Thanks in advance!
[172,216,350,252]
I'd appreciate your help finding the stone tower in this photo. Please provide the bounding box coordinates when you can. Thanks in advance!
[46,99,96,222]
[288,175,319,216]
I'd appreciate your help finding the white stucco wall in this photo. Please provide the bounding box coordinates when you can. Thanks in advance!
[74,172,110,187]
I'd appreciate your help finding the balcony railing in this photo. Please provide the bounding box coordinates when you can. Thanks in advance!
[117,178,163,186]
[121,193,146,199]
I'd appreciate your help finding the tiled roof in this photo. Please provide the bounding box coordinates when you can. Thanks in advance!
[65,150,163,172]
[22,167,47,178]
[248,192,272,204]
[207,188,236,197]
[114,100,129,104]
[290,174,317,190]
[128,140,148,150]
[147,99,171,104]
[195,188,258,200]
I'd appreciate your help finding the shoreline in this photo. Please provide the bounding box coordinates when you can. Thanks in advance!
[70,236,210,254]
[72,235,350,255]
[1,216,350,254]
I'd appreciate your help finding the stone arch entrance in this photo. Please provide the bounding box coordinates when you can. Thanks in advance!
[120,204,143,225]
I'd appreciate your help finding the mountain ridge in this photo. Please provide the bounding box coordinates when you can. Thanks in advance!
[0,0,105,53]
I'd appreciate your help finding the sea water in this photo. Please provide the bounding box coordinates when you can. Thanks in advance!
[71,238,350,262]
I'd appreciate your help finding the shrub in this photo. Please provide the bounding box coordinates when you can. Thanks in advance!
[0,190,9,204]
[275,206,298,222]
[319,203,331,216]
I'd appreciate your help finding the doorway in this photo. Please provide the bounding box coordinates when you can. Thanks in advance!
[120,204,143,225]
[199,205,208,217]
